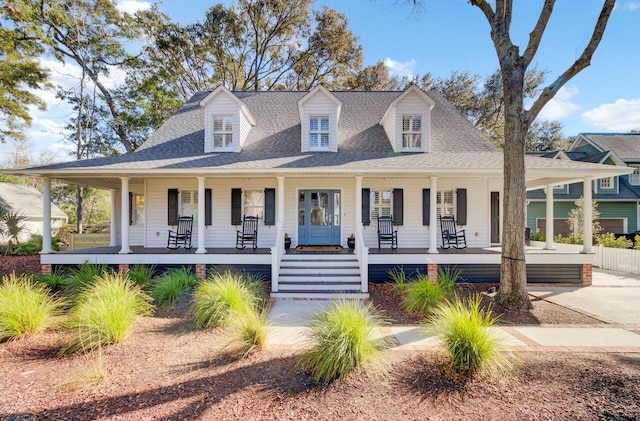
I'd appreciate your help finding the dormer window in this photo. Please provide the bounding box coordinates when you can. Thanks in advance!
[310,116,330,149]
[212,116,233,150]
[402,115,422,149]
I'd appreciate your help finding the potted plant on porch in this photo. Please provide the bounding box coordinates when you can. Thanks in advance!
[347,233,355,250]
[284,233,291,249]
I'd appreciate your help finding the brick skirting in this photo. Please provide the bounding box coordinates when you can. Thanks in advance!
[41,264,52,275]
[427,263,438,283]
[582,263,592,286]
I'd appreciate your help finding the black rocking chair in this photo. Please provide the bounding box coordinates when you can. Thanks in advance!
[377,215,398,249]
[236,216,258,250]
[439,215,467,249]
[167,215,193,249]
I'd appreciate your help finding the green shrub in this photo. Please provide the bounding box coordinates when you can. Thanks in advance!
[297,300,388,383]
[127,265,156,288]
[12,234,63,255]
[150,267,197,308]
[438,266,461,293]
[528,229,545,241]
[0,273,64,341]
[635,235,640,250]
[32,269,69,290]
[66,263,112,295]
[63,271,154,353]
[401,273,448,316]
[191,271,260,328]
[428,294,509,375]
[596,232,633,249]
[554,233,583,244]
[388,266,409,291]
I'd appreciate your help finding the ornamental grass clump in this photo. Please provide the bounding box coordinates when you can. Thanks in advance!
[127,264,156,288]
[0,273,64,341]
[191,271,262,329]
[428,294,509,375]
[66,263,111,296]
[401,272,448,316]
[297,300,389,383]
[226,308,270,355]
[151,267,197,308]
[63,271,154,353]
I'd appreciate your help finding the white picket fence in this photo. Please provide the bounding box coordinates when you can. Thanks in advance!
[530,240,640,275]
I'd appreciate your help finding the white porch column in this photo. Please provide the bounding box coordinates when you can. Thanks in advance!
[428,176,439,254]
[119,177,132,254]
[277,176,285,225]
[196,176,207,254]
[355,176,363,225]
[110,189,118,246]
[544,183,555,250]
[41,177,52,254]
[582,177,594,253]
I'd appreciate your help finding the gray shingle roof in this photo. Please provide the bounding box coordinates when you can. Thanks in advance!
[0,183,67,219]
[527,177,640,201]
[582,133,640,161]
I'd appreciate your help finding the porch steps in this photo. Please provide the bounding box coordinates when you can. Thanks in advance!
[273,253,368,299]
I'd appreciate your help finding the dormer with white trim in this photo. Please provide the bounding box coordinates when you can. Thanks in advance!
[380,85,435,153]
[298,85,342,153]
[200,86,256,153]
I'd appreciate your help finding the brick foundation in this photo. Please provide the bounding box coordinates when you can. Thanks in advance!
[119,263,129,273]
[582,263,592,286]
[41,264,52,275]
[196,264,207,279]
[427,263,438,283]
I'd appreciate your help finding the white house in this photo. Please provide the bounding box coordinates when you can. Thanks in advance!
[0,182,67,243]
[8,85,630,298]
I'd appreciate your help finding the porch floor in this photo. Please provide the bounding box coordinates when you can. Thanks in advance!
[60,246,271,255]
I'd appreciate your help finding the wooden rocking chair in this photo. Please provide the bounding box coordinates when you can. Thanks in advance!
[236,216,258,250]
[167,215,193,249]
[377,215,398,249]
[439,215,467,249]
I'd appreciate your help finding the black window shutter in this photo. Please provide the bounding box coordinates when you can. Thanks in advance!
[264,188,276,226]
[456,188,467,225]
[231,188,242,225]
[168,189,178,225]
[129,192,134,225]
[205,188,212,226]
[362,188,370,226]
[423,189,430,226]
[393,188,404,225]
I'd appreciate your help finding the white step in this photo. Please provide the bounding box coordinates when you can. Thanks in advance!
[282,253,356,261]
[271,292,369,299]
[278,283,360,291]
[279,267,360,276]
[280,260,358,268]
[278,275,361,283]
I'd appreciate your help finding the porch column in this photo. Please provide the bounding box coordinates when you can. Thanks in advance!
[109,189,117,246]
[355,176,363,226]
[277,176,285,225]
[428,176,439,254]
[582,177,593,253]
[41,177,52,254]
[119,177,132,254]
[196,176,207,254]
[544,183,555,250]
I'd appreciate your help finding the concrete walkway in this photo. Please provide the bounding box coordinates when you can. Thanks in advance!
[266,268,640,352]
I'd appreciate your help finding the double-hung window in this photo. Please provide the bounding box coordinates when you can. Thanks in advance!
[402,115,422,149]
[309,116,330,149]
[629,164,640,185]
[181,190,198,220]
[370,190,392,220]
[436,190,455,218]
[212,116,233,150]
[243,190,264,220]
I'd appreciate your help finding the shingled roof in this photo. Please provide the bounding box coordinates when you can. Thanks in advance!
[580,133,640,161]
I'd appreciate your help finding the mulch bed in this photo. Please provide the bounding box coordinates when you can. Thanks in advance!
[0,255,41,278]
[368,282,604,325]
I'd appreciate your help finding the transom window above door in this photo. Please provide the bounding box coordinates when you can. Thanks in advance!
[402,115,422,149]
[309,116,330,149]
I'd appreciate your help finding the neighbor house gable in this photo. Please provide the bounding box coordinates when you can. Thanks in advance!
[569,134,605,155]
[297,85,342,153]
[200,86,256,153]
[380,84,435,153]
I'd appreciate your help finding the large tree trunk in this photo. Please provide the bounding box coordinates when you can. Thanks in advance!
[496,63,532,309]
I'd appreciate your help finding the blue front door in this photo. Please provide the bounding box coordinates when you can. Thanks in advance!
[298,190,341,245]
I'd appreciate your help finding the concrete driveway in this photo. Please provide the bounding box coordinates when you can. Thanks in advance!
[528,269,640,325]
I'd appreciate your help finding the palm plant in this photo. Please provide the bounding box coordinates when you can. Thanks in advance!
[1,209,27,255]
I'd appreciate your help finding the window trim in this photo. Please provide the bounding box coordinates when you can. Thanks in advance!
[211,115,234,151]
[401,114,423,151]
[309,115,330,150]
[599,177,614,190]
[243,189,265,221]
[370,190,392,221]
[436,190,456,219]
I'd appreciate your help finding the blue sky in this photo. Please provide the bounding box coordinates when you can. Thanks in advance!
[5,0,639,163]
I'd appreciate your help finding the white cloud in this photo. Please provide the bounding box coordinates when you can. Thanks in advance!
[383,57,417,78]
[114,1,151,15]
[537,85,582,121]
[582,98,640,131]
[615,1,640,12]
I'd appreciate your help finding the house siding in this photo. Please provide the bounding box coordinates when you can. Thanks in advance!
[573,143,600,155]
[528,201,638,234]
[203,94,241,153]
[300,92,339,153]
[393,91,431,153]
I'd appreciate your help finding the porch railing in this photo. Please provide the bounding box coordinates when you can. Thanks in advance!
[355,224,369,293]
[270,223,284,292]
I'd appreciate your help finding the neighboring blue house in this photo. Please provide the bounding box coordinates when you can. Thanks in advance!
[527,133,640,237]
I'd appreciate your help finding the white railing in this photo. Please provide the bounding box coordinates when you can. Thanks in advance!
[355,224,369,293]
[270,223,284,292]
